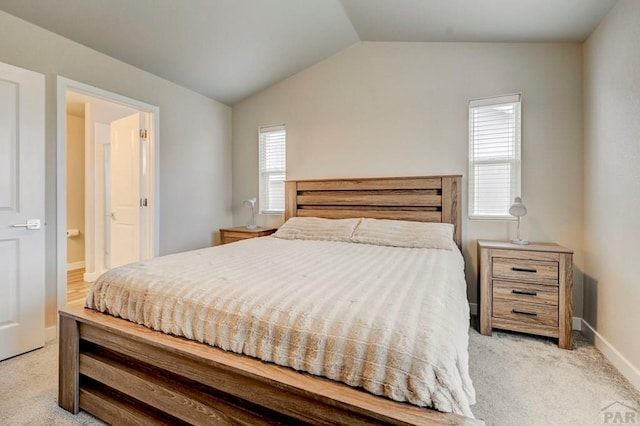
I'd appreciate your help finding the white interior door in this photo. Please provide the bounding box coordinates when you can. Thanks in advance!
[110,113,142,268]
[0,62,45,361]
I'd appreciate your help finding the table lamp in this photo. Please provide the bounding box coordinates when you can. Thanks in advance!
[243,198,257,229]
[509,197,529,245]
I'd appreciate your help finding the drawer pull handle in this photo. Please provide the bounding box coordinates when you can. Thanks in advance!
[512,267,537,273]
[512,309,538,316]
[512,289,537,296]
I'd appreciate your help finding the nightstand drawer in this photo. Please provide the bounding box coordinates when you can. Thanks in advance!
[222,236,245,244]
[219,227,278,245]
[493,281,558,307]
[223,231,255,240]
[493,299,558,327]
[492,258,559,285]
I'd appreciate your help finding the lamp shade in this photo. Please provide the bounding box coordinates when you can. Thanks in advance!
[243,198,256,209]
[509,197,527,217]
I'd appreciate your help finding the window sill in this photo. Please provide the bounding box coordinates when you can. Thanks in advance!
[469,215,517,221]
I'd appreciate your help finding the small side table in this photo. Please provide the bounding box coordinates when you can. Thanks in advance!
[478,240,573,349]
[219,226,277,245]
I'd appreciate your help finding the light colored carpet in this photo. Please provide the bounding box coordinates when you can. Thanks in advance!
[0,342,102,426]
[469,328,640,425]
[1,326,639,425]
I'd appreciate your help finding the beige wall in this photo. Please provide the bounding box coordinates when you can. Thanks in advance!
[0,11,233,327]
[232,42,584,311]
[583,0,640,380]
[66,114,84,265]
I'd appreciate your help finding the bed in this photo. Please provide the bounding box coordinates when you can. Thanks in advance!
[59,175,481,425]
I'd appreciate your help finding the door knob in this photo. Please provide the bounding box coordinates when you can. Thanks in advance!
[12,219,41,230]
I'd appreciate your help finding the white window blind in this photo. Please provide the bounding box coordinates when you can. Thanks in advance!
[468,94,521,219]
[258,125,286,214]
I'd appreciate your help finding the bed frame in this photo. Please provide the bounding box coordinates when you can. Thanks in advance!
[59,175,480,425]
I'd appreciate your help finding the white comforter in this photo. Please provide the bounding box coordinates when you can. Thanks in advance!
[86,236,476,416]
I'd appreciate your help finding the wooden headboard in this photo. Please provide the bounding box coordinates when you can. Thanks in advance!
[284,175,462,248]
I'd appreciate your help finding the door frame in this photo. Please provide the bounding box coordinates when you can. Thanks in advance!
[56,76,160,312]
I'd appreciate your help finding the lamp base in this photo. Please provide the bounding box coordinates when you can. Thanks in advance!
[511,238,529,245]
[245,224,258,230]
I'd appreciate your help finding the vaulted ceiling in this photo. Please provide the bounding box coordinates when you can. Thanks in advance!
[0,0,618,105]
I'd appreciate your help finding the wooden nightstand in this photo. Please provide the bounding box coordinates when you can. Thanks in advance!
[478,240,573,349]
[219,226,277,245]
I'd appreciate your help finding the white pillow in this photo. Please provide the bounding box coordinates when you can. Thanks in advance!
[273,217,361,242]
[350,218,454,250]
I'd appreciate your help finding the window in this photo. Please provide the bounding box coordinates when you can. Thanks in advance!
[468,94,521,219]
[258,125,286,214]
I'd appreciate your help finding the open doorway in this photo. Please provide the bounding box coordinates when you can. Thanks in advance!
[57,77,159,308]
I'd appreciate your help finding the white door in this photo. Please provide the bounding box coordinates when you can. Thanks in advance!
[110,113,141,268]
[0,62,45,361]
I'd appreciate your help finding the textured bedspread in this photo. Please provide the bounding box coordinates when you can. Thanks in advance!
[86,237,476,416]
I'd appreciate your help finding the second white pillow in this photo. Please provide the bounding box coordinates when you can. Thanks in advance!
[351,218,454,250]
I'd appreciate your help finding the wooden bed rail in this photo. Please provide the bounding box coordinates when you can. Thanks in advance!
[59,306,481,425]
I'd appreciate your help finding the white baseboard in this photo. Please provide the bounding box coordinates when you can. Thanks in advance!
[67,261,85,271]
[573,317,582,331]
[45,326,57,342]
[83,271,101,282]
[581,319,640,392]
[469,302,477,315]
